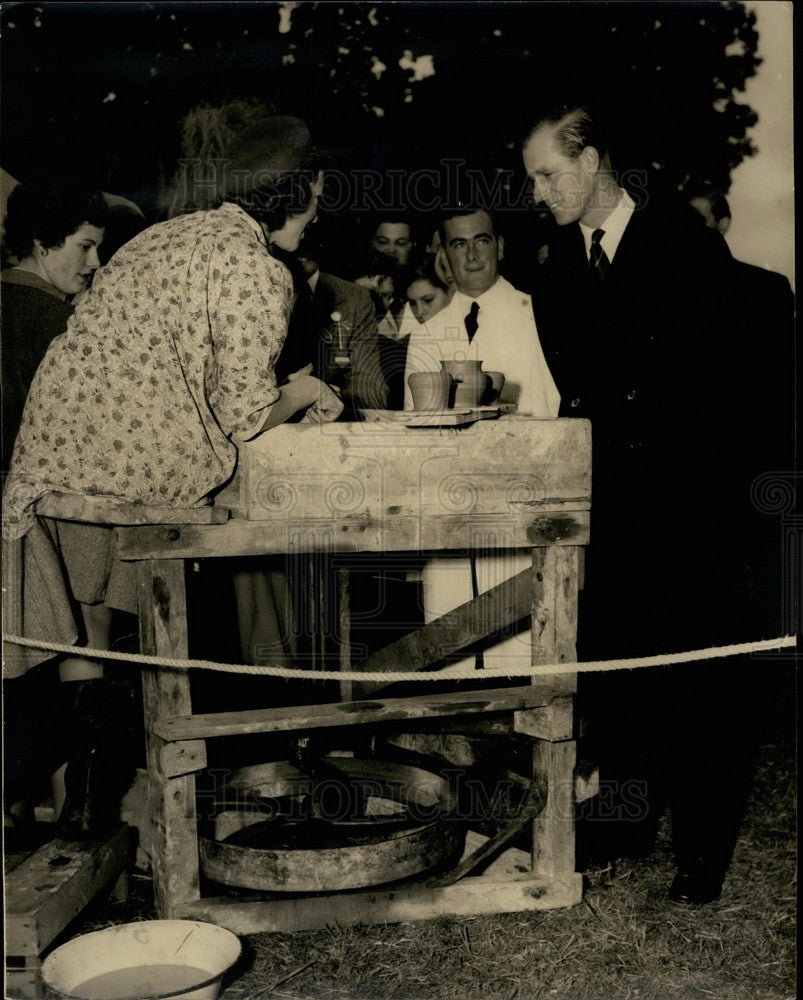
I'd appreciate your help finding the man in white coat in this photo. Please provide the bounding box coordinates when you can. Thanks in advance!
[404,204,560,671]
[403,206,558,416]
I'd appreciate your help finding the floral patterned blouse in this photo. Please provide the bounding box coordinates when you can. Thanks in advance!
[3,203,293,539]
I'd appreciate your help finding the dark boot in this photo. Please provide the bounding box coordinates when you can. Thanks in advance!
[56,678,138,841]
[669,860,726,905]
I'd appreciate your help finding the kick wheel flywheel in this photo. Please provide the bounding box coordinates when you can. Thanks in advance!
[199,756,464,892]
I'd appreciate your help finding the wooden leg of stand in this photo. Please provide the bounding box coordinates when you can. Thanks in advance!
[138,559,201,918]
[530,545,579,684]
[528,545,580,878]
[531,738,577,879]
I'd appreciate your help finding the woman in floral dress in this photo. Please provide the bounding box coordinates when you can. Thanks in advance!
[2,117,340,838]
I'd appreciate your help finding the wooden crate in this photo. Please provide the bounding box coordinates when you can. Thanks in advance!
[5,825,132,996]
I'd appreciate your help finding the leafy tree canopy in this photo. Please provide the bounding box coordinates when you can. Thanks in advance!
[1,1,760,215]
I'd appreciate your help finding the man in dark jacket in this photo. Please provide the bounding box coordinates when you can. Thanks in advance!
[274,238,388,418]
[520,101,793,904]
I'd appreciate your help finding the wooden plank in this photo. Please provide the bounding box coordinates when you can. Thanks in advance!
[176,872,583,933]
[138,560,201,919]
[152,683,561,742]
[353,567,533,697]
[4,965,45,1000]
[416,716,517,737]
[461,831,531,877]
[114,511,590,561]
[159,739,208,778]
[514,697,574,741]
[4,825,131,957]
[380,733,534,796]
[36,492,229,525]
[215,418,591,521]
[383,731,511,770]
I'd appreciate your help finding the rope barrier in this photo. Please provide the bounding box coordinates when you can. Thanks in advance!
[2,633,796,683]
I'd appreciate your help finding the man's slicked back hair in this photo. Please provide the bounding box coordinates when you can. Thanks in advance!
[523,103,609,162]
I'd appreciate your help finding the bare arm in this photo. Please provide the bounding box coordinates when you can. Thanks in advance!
[245,372,344,437]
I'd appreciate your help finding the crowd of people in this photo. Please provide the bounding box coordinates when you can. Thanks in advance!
[1,103,794,906]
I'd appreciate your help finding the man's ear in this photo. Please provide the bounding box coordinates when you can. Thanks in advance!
[717,217,731,236]
[496,234,505,262]
[580,145,600,174]
[436,245,449,271]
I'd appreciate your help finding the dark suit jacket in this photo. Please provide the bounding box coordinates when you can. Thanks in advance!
[276,271,388,416]
[531,196,789,652]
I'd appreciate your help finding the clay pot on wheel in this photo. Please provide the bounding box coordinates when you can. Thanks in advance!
[441,360,491,408]
[408,369,452,410]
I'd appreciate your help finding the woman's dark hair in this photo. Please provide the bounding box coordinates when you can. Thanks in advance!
[403,251,449,296]
[216,169,316,233]
[2,175,110,261]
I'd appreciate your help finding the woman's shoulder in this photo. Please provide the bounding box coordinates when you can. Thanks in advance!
[0,271,73,327]
[116,204,257,251]
[264,251,294,284]
[1,267,68,300]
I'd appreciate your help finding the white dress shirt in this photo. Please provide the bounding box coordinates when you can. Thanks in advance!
[378,301,418,342]
[403,276,560,416]
[579,188,636,263]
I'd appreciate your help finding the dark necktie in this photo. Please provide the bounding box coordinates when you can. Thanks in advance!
[589,228,610,279]
[464,301,480,342]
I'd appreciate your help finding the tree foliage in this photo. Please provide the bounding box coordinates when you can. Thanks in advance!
[1,1,761,210]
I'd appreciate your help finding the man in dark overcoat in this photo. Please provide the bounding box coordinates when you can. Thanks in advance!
[520,101,794,903]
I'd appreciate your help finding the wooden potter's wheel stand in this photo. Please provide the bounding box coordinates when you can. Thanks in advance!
[41,415,592,934]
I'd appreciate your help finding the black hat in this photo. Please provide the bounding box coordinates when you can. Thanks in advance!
[220,116,311,196]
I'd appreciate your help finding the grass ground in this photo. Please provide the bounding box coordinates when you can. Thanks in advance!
[64,725,796,1000]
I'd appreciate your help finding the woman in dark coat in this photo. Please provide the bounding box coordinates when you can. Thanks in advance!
[1,175,109,471]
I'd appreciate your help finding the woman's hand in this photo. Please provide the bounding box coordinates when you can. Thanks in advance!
[260,366,343,431]
[300,378,344,423]
[256,371,344,432]
[285,363,314,382]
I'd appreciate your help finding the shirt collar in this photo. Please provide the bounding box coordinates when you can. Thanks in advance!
[451,275,510,310]
[579,189,635,263]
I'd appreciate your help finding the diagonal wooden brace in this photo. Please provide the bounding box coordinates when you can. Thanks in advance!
[352,566,534,696]
[424,784,545,888]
